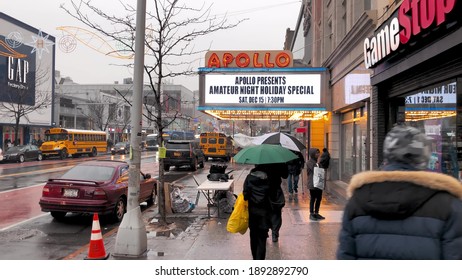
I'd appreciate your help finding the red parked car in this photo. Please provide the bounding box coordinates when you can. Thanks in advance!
[39,160,157,222]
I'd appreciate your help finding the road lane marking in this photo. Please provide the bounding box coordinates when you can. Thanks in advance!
[0,166,73,179]
[0,213,49,232]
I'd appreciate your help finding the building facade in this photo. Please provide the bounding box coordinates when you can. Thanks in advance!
[291,0,462,183]
[290,0,379,182]
[0,12,55,149]
[369,0,462,179]
[56,74,198,143]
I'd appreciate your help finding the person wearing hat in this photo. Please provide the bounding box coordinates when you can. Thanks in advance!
[337,124,462,259]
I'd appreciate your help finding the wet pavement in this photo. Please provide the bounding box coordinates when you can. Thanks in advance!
[68,163,347,260]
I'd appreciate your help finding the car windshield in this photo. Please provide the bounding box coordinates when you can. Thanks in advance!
[45,133,69,141]
[61,165,116,181]
[115,142,127,147]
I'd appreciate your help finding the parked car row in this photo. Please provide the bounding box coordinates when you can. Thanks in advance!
[0,141,135,163]
[0,144,43,163]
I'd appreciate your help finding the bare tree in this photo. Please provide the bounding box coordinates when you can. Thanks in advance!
[86,97,113,131]
[61,0,245,224]
[0,64,52,145]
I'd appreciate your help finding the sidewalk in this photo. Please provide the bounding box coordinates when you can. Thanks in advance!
[73,166,348,260]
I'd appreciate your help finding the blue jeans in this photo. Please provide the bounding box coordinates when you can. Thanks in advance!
[288,173,299,193]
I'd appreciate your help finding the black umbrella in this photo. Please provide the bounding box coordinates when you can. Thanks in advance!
[252,132,306,152]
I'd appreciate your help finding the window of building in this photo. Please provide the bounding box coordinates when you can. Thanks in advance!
[402,80,459,178]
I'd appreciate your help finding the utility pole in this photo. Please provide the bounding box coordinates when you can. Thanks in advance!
[113,0,147,257]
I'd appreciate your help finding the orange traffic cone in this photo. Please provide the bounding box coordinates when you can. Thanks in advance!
[85,213,109,260]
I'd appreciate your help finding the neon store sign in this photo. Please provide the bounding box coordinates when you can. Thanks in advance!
[205,50,293,68]
[364,0,457,68]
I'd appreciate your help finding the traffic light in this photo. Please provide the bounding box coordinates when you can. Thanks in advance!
[197,123,201,130]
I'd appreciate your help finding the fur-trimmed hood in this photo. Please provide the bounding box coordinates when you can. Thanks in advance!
[348,171,462,200]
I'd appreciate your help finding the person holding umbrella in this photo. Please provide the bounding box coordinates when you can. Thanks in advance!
[265,163,288,242]
[242,164,272,260]
[234,144,297,259]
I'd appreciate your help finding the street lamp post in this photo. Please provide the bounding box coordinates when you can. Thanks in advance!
[113,0,147,257]
[73,107,82,129]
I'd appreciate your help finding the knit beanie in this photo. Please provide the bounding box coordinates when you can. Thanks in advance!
[383,125,431,170]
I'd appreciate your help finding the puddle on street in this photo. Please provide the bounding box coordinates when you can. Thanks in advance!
[146,217,198,238]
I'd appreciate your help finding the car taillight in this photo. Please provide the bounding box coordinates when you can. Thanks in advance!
[93,188,107,199]
[42,186,50,196]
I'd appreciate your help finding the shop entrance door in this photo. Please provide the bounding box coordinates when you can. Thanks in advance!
[341,109,368,181]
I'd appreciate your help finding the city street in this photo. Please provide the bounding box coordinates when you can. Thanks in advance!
[0,152,162,259]
[0,153,347,260]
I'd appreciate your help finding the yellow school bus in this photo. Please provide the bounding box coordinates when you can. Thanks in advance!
[40,128,107,159]
[199,132,234,161]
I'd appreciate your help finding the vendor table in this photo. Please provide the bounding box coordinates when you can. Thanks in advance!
[196,178,234,218]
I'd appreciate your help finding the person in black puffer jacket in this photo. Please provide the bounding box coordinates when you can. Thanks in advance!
[243,165,272,260]
[337,125,462,259]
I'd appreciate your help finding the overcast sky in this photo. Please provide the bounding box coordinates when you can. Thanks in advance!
[2,0,301,91]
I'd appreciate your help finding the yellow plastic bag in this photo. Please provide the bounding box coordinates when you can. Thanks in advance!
[226,193,249,234]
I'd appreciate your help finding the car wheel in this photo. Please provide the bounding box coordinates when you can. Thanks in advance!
[146,184,157,206]
[37,154,43,161]
[60,149,68,160]
[199,160,204,169]
[112,197,126,223]
[50,211,66,220]
[164,164,170,172]
[19,154,25,163]
[190,158,197,171]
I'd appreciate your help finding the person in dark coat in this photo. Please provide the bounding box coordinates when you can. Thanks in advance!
[319,148,330,169]
[243,165,272,260]
[306,148,324,221]
[287,151,305,200]
[260,163,288,242]
[337,125,462,259]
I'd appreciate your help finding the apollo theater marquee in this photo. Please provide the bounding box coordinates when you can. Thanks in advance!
[198,50,329,121]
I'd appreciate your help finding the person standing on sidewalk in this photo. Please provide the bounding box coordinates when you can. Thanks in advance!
[319,148,330,188]
[306,148,325,221]
[243,165,272,260]
[319,148,330,172]
[287,151,305,201]
[265,163,288,243]
[337,125,462,259]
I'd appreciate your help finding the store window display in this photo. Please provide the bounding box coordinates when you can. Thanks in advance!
[403,81,458,179]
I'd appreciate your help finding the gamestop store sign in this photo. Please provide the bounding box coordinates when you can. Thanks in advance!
[364,0,458,68]
[204,72,321,105]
